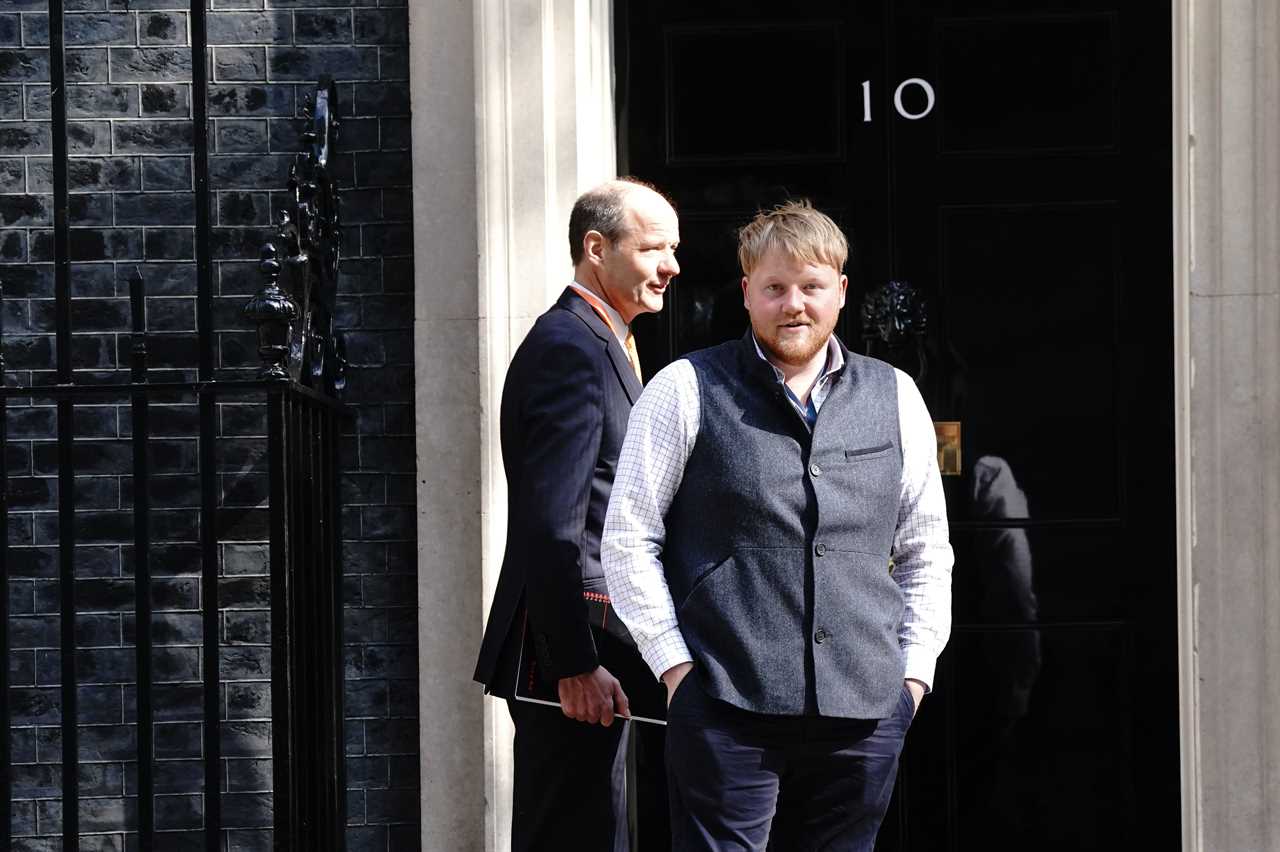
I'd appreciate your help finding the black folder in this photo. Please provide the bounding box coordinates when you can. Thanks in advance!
[513,593,668,725]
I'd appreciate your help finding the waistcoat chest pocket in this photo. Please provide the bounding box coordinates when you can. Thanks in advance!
[845,442,895,461]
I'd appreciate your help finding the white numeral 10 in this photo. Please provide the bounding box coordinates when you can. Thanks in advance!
[861,78,936,122]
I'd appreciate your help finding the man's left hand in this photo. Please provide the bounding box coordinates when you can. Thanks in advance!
[905,678,926,717]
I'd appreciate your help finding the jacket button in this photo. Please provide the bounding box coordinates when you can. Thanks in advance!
[809,462,822,477]
[814,542,826,557]
[814,628,829,644]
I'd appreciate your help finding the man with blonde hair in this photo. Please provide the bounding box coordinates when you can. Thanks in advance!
[602,200,952,850]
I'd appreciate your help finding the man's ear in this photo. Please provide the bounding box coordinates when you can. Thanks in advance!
[583,230,608,265]
[838,273,848,309]
[741,275,751,309]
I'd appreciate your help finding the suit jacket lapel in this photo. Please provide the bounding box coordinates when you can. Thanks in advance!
[557,288,644,404]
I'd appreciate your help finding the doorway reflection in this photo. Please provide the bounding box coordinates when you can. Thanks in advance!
[959,456,1041,842]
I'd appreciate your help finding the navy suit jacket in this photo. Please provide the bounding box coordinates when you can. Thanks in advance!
[474,288,645,696]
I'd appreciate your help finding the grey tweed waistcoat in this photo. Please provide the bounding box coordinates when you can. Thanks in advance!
[664,333,904,719]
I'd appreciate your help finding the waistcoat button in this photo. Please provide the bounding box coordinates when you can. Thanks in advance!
[809,462,822,477]
[814,542,826,557]
[814,628,829,644]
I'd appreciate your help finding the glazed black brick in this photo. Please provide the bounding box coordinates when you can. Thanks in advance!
[221,647,270,681]
[141,83,191,117]
[77,683,126,722]
[354,10,407,44]
[360,224,411,258]
[379,48,408,80]
[155,794,202,830]
[7,546,57,577]
[0,85,20,120]
[64,12,137,46]
[208,153,292,190]
[222,720,271,757]
[216,189,269,226]
[222,543,268,576]
[145,227,195,260]
[4,336,54,370]
[365,789,416,825]
[0,156,24,190]
[352,81,409,116]
[224,792,272,828]
[67,157,141,192]
[149,680,202,721]
[152,760,204,793]
[207,11,292,44]
[296,10,352,44]
[0,123,51,155]
[70,262,117,296]
[126,612,203,646]
[68,120,113,155]
[265,116,307,152]
[226,682,270,719]
[113,120,194,153]
[118,260,195,295]
[208,83,294,116]
[383,187,411,219]
[64,228,142,261]
[0,49,50,82]
[215,46,267,81]
[347,755,389,789]
[69,296,131,331]
[115,191,196,225]
[67,194,112,229]
[223,610,269,645]
[216,120,269,153]
[226,758,272,792]
[67,84,138,117]
[140,11,187,45]
[154,721,202,759]
[142,156,192,190]
[267,46,378,81]
[360,645,413,679]
[211,226,270,260]
[9,647,36,684]
[66,48,109,82]
[345,678,388,717]
[110,47,193,82]
[353,152,409,188]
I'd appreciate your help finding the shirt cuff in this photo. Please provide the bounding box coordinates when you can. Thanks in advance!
[639,626,694,681]
[902,645,938,694]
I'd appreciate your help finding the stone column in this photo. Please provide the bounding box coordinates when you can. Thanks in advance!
[410,1,616,850]
[1180,0,1280,848]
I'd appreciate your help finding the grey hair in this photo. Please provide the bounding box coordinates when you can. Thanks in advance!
[568,177,669,265]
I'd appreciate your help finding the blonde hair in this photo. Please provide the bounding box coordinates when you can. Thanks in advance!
[737,200,848,276]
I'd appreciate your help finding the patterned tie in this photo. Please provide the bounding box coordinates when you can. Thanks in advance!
[624,331,643,383]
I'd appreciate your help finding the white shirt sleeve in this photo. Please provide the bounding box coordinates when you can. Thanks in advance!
[601,360,701,680]
[892,368,955,692]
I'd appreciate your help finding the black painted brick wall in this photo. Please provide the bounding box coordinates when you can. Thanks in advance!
[1,1,418,849]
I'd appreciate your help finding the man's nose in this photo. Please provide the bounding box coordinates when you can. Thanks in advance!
[661,252,680,278]
[782,286,804,311]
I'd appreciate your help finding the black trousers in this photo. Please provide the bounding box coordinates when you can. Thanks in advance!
[508,698,670,852]
[664,676,913,852]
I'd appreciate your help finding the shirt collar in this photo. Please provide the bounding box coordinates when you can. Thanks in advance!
[750,332,844,384]
[569,282,629,346]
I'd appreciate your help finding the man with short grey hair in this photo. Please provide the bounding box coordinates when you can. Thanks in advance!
[474,178,680,850]
[602,200,952,851]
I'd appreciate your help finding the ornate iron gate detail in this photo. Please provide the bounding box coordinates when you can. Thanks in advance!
[0,65,348,852]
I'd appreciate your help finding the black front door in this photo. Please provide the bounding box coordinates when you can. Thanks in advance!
[619,2,1177,849]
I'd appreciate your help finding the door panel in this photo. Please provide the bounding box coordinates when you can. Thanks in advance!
[620,1,1176,849]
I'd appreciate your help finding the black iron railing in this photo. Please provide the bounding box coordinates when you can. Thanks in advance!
[0,12,348,844]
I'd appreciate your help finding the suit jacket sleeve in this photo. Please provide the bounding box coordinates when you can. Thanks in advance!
[512,337,606,679]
